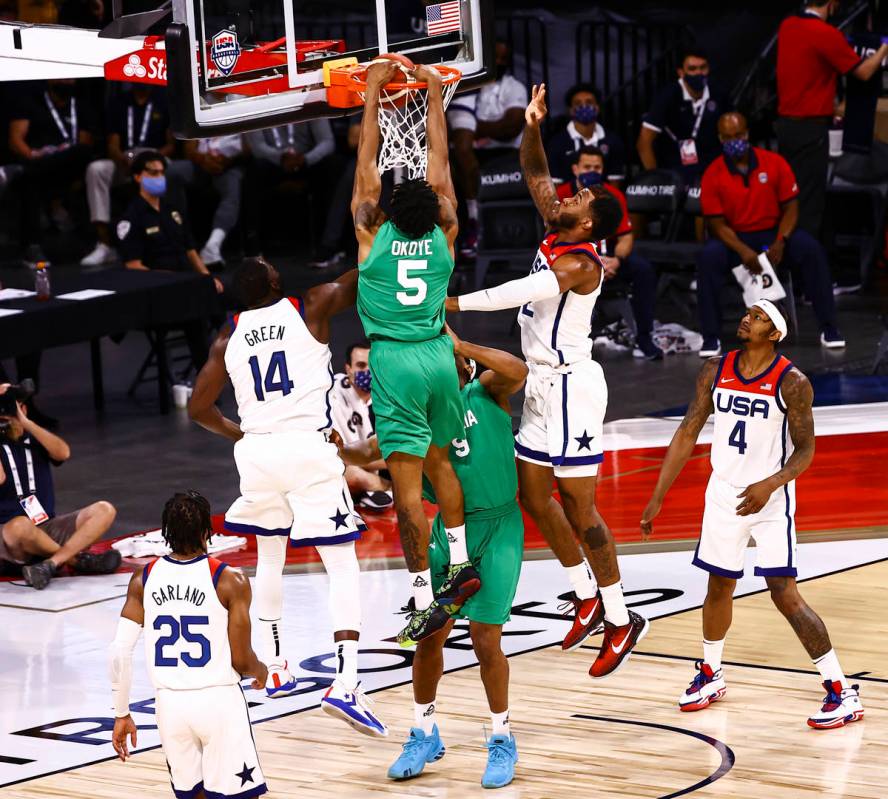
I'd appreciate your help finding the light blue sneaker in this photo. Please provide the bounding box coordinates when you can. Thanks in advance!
[481,733,518,788]
[387,725,446,780]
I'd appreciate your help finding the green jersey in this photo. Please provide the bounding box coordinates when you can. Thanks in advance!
[424,380,518,514]
[357,220,453,342]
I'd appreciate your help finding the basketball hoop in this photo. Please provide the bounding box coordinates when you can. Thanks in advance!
[329,63,461,179]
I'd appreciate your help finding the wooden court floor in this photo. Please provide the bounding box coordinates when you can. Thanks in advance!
[15,560,888,799]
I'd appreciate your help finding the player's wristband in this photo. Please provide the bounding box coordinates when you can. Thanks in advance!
[458,269,561,312]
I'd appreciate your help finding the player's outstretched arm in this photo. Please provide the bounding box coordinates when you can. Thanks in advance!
[735,368,814,516]
[520,84,560,228]
[641,358,720,538]
[218,567,268,689]
[446,251,597,313]
[447,324,527,411]
[188,327,243,442]
[302,268,359,343]
[110,572,144,762]
[352,61,400,260]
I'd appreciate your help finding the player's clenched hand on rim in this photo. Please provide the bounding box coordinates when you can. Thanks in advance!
[366,59,401,90]
[112,714,138,761]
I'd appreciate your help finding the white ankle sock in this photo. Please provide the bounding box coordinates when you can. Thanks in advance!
[491,709,510,736]
[703,638,725,672]
[411,569,434,610]
[414,700,436,734]
[813,648,849,690]
[335,639,359,691]
[566,560,597,600]
[599,581,629,626]
[446,524,469,564]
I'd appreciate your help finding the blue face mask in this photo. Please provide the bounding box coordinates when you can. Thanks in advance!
[141,175,167,196]
[684,73,707,94]
[577,170,604,188]
[572,104,598,125]
[353,369,372,393]
[722,138,749,160]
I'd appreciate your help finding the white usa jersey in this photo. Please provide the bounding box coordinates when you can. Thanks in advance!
[330,372,374,446]
[225,297,333,434]
[710,350,795,487]
[518,233,604,367]
[142,554,240,691]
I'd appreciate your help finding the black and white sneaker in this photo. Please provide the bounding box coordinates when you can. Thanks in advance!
[699,338,721,358]
[72,549,122,575]
[22,559,57,590]
[357,490,394,510]
[820,327,846,349]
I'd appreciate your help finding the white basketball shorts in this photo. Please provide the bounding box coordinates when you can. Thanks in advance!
[515,360,607,478]
[694,473,798,579]
[156,684,267,799]
[224,430,365,547]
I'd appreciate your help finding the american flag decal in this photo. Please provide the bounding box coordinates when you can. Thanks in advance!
[426,0,462,36]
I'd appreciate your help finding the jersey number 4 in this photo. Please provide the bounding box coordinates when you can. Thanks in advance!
[396,259,428,306]
[728,420,748,454]
[249,351,294,401]
[154,615,211,667]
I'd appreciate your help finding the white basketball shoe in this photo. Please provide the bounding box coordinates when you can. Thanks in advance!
[321,679,388,737]
[679,661,726,712]
[264,661,300,699]
[807,682,864,729]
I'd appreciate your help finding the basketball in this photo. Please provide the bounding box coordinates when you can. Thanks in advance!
[371,52,416,74]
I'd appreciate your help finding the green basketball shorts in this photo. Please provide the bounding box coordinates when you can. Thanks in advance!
[429,502,524,626]
[369,334,464,459]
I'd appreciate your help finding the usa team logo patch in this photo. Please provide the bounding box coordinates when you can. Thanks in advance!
[758,172,768,184]
[210,28,241,76]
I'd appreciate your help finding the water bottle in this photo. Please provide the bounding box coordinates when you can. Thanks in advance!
[34,261,51,301]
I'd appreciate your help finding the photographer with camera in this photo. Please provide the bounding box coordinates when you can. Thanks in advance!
[0,383,120,589]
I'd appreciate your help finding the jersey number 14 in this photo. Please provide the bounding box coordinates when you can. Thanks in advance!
[249,351,294,401]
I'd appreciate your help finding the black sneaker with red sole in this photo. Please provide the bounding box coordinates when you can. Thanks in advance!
[589,610,649,679]
[558,591,605,652]
[435,561,481,616]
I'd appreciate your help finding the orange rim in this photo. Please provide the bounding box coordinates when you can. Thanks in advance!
[347,63,461,92]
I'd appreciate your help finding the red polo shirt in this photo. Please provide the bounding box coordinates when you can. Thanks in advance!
[777,13,862,117]
[701,147,799,232]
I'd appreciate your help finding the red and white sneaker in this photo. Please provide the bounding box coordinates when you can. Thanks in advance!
[589,610,649,679]
[558,591,604,652]
[807,682,864,729]
[678,661,726,712]
[265,661,300,699]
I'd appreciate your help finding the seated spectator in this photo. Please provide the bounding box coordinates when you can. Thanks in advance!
[0,384,119,590]
[697,112,844,356]
[546,83,626,186]
[310,117,361,269]
[330,340,392,510]
[8,79,95,263]
[448,40,527,258]
[557,146,661,360]
[173,134,246,266]
[119,150,223,368]
[243,119,336,257]
[82,85,175,266]
[637,47,728,183]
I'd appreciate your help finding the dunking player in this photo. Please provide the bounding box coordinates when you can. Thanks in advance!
[353,59,477,646]
[110,492,268,798]
[641,302,864,728]
[343,329,526,788]
[188,258,386,736]
[447,84,648,678]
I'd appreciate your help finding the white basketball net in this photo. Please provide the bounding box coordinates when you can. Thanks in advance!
[356,73,460,180]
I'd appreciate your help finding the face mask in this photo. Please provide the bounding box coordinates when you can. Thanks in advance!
[353,369,372,393]
[722,138,749,160]
[141,175,167,196]
[577,170,604,188]
[572,104,598,125]
[684,73,707,93]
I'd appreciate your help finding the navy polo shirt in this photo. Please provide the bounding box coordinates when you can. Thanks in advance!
[546,123,627,184]
[0,437,57,524]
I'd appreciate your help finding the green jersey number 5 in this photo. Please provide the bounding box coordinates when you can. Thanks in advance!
[396,259,428,306]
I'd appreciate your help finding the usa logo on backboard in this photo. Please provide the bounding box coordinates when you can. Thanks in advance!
[210,28,240,76]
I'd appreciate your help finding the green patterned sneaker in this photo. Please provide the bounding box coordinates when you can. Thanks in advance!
[397,600,452,647]
[436,561,481,616]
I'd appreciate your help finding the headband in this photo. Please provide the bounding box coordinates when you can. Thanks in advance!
[753,299,787,342]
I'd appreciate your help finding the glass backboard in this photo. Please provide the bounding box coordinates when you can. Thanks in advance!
[166,0,493,137]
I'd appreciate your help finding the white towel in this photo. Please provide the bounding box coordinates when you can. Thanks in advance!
[111,531,248,558]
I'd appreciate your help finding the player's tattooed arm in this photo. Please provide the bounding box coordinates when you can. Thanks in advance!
[736,369,814,515]
[189,326,243,442]
[641,358,719,538]
[520,84,560,228]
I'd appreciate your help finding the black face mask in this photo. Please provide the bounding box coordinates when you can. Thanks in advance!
[495,63,508,80]
[683,74,707,94]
